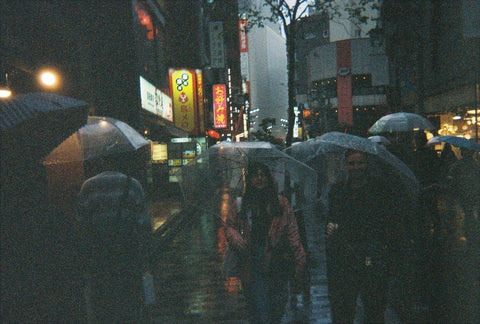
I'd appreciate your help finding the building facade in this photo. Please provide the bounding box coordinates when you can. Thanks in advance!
[381,0,480,141]
[304,37,389,136]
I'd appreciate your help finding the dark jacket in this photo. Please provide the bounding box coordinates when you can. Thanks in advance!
[326,176,403,272]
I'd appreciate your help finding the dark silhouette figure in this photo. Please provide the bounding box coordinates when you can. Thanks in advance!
[325,150,406,323]
[77,171,152,322]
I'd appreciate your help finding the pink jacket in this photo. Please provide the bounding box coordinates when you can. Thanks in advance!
[224,195,306,280]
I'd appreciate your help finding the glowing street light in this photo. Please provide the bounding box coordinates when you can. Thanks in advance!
[0,73,12,98]
[38,69,60,89]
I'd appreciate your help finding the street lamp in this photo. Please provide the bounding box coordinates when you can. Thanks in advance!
[38,69,60,89]
[0,72,12,98]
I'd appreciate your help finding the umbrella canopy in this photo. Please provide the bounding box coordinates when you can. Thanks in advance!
[175,141,318,216]
[427,135,480,151]
[368,135,391,145]
[0,92,89,160]
[369,112,435,134]
[286,132,420,205]
[44,116,149,164]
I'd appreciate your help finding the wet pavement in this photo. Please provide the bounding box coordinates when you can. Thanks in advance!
[146,188,480,323]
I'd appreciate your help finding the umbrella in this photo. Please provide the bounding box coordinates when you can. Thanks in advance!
[369,112,435,134]
[427,135,480,151]
[0,92,89,160]
[43,116,150,212]
[286,132,420,204]
[175,141,318,216]
[44,116,149,164]
[368,135,391,146]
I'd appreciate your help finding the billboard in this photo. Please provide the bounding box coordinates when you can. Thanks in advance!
[139,76,173,122]
[213,84,227,128]
[169,69,198,134]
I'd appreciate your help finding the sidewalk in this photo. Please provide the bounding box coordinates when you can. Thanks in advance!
[148,195,183,232]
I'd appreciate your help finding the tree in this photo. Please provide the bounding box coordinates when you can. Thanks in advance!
[241,0,379,147]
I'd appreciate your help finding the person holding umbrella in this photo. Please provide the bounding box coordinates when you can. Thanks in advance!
[224,162,307,324]
[325,149,406,323]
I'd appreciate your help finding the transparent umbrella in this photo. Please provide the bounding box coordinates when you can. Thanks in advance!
[44,116,149,164]
[427,135,480,151]
[175,141,318,217]
[286,132,420,205]
[369,112,435,134]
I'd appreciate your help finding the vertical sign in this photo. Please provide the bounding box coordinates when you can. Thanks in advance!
[239,20,249,81]
[336,40,353,125]
[169,69,198,134]
[195,69,205,134]
[213,84,227,128]
[209,21,225,68]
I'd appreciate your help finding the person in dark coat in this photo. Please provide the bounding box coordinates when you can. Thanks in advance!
[325,149,404,323]
[77,171,152,322]
[225,162,306,324]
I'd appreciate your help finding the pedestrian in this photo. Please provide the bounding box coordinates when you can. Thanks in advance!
[445,147,480,243]
[77,170,153,322]
[224,162,307,324]
[325,149,405,324]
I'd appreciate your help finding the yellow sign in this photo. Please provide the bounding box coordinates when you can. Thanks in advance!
[170,69,197,133]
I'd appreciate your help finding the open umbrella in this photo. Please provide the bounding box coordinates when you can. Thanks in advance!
[175,141,318,216]
[368,135,391,146]
[427,135,480,151]
[286,132,420,205]
[0,92,89,160]
[44,116,149,164]
[43,116,150,211]
[369,112,435,134]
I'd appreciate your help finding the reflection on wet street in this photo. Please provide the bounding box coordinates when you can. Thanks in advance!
[149,186,480,323]
[151,191,249,323]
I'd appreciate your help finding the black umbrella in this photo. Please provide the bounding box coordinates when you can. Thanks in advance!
[0,92,89,161]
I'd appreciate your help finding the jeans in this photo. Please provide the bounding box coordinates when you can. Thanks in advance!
[243,245,289,324]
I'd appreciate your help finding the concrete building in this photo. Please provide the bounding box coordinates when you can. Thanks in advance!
[305,37,389,135]
[238,0,289,135]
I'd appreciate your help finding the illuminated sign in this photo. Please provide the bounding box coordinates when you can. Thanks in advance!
[169,69,198,134]
[140,76,173,122]
[213,84,227,128]
[196,69,205,134]
[151,142,168,163]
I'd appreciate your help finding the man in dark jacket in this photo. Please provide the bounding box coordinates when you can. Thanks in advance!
[325,150,403,323]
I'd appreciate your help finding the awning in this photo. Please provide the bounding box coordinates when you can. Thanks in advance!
[141,111,189,138]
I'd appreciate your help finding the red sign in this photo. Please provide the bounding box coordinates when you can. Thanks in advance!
[336,40,353,126]
[213,84,227,128]
[239,20,248,53]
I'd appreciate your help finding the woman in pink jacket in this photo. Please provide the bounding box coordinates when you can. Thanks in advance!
[225,162,306,324]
